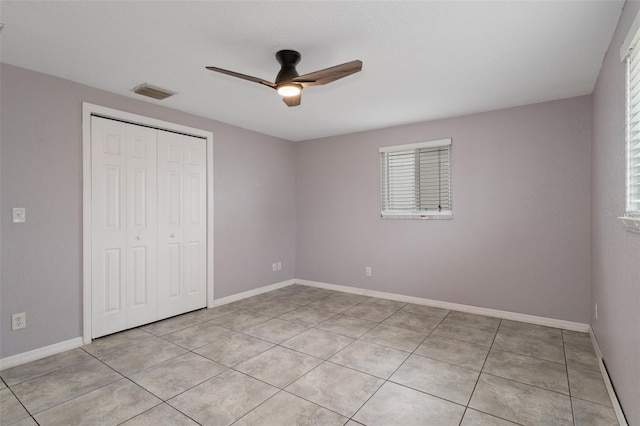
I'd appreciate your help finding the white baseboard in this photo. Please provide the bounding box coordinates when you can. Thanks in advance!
[589,329,628,426]
[0,337,84,371]
[295,279,590,332]
[208,279,296,308]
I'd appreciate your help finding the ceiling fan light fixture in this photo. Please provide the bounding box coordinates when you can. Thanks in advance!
[277,84,301,97]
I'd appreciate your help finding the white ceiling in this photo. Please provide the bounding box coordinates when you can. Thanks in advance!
[0,1,624,141]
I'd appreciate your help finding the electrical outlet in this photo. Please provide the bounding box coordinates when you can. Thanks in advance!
[272,263,277,272]
[277,261,282,271]
[365,266,372,277]
[595,303,598,320]
[12,207,26,223]
[12,312,26,330]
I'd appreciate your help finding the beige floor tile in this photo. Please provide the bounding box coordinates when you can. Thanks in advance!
[564,342,599,372]
[381,310,442,333]
[194,332,274,367]
[168,369,278,426]
[432,321,497,347]
[360,297,407,310]
[400,303,450,319]
[275,291,329,305]
[341,303,398,322]
[121,403,200,425]
[562,330,593,347]
[415,335,489,371]
[187,305,237,321]
[11,358,122,414]
[572,397,619,426]
[83,329,154,357]
[306,294,367,313]
[316,314,378,338]
[141,315,203,336]
[361,323,427,352]
[354,382,465,426]
[329,340,409,379]
[34,379,160,426]
[444,311,501,330]
[235,346,322,388]
[278,307,337,327]
[286,362,383,418]
[210,310,272,331]
[226,294,274,310]
[469,373,573,426]
[281,328,354,359]
[568,367,612,406]
[98,337,187,376]
[499,320,563,341]
[0,388,30,424]
[390,354,479,405]
[0,348,94,386]
[483,348,569,394]
[129,352,227,400]
[242,318,308,344]
[162,322,235,350]
[460,409,519,425]
[492,329,564,363]
[234,391,348,426]
[10,416,39,426]
[246,300,301,317]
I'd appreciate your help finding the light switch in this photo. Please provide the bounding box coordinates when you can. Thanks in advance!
[12,208,26,223]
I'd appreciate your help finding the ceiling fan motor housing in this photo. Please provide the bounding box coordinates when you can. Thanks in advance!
[275,50,301,85]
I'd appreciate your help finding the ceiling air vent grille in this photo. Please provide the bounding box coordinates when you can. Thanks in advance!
[132,83,175,100]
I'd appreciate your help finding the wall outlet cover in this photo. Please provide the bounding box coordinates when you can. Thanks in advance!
[12,312,26,330]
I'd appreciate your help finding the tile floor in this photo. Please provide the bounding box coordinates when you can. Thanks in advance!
[0,284,619,426]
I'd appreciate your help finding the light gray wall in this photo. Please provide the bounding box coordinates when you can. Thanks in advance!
[591,1,640,423]
[0,64,296,358]
[296,96,592,323]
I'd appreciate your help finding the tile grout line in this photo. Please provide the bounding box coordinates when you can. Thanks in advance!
[562,329,577,426]
[461,317,501,425]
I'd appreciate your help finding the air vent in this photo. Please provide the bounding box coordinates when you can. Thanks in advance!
[132,83,175,100]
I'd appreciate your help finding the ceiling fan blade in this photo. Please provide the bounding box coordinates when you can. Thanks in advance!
[206,66,276,88]
[282,93,301,107]
[293,60,362,87]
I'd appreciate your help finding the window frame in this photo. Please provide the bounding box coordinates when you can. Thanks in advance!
[620,12,640,232]
[379,138,452,220]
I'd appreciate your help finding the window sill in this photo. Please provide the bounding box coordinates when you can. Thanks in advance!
[381,212,452,220]
[618,216,640,233]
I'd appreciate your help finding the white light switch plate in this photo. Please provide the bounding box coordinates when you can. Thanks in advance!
[12,208,26,223]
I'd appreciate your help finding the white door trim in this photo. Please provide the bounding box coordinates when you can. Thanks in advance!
[82,103,214,345]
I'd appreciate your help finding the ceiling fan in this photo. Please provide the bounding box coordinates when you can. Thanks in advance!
[206,50,362,107]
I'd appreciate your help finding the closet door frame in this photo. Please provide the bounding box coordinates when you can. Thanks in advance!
[82,103,214,345]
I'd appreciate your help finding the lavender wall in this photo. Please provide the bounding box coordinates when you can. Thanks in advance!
[591,1,640,423]
[0,64,296,358]
[296,96,592,323]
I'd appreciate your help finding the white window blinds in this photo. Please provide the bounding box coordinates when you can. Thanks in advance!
[380,139,451,219]
[627,39,640,215]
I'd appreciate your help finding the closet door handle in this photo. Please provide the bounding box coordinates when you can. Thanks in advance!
[135,236,142,240]
[170,233,176,238]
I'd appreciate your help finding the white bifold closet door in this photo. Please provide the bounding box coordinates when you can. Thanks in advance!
[91,117,158,337]
[157,130,207,319]
[91,116,206,338]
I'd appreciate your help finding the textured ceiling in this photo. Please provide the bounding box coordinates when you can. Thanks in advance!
[0,1,624,141]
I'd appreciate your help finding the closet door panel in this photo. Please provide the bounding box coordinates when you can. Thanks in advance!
[125,124,158,328]
[157,131,185,319]
[183,137,207,311]
[91,117,127,337]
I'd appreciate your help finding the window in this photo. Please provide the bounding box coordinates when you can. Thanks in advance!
[621,14,640,232]
[380,138,451,219]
